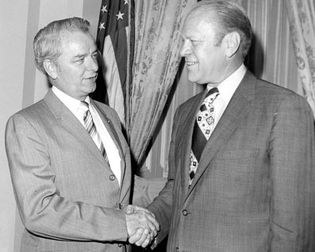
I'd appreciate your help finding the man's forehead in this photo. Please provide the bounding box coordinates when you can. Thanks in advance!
[59,30,86,41]
[182,17,211,36]
[59,31,96,51]
[185,7,216,24]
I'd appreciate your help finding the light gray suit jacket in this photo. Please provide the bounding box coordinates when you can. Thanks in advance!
[148,71,315,252]
[5,90,132,252]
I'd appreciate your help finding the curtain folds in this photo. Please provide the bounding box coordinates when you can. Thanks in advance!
[285,0,315,116]
[128,0,195,171]
[243,0,299,90]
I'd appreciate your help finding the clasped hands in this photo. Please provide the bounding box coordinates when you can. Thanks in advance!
[125,205,160,248]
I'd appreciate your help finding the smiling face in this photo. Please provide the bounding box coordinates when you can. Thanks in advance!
[48,31,99,100]
[180,12,229,85]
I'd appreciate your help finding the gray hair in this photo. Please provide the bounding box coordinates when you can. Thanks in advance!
[189,0,252,58]
[33,17,91,73]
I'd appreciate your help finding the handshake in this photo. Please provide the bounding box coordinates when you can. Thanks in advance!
[124,205,160,248]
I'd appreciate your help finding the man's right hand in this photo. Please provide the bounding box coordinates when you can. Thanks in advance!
[125,205,159,247]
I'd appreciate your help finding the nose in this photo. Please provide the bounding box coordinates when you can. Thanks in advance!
[180,40,192,57]
[86,55,98,72]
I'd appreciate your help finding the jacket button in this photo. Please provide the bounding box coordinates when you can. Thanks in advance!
[109,175,116,181]
[176,246,179,251]
[182,209,189,216]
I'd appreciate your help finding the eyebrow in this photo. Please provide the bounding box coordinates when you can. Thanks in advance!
[73,49,98,59]
[73,54,86,59]
[180,32,202,40]
[91,50,98,55]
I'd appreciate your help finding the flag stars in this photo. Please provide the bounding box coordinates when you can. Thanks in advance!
[99,22,105,30]
[116,11,124,20]
[101,5,108,13]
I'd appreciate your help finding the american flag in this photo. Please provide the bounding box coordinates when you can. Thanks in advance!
[95,0,133,125]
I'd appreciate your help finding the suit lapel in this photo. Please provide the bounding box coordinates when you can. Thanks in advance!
[44,90,106,163]
[92,100,132,203]
[44,91,130,203]
[176,91,208,193]
[43,91,105,164]
[185,72,257,198]
[92,100,127,184]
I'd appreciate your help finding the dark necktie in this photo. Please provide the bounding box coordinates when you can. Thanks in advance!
[189,87,219,184]
[81,101,110,166]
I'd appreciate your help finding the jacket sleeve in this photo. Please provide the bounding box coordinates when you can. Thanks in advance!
[269,94,315,251]
[146,107,183,244]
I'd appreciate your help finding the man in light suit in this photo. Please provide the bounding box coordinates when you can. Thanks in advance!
[147,1,315,251]
[5,17,158,251]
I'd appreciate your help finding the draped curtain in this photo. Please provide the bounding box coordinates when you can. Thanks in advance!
[145,0,300,178]
[127,0,196,172]
[243,0,299,91]
[285,0,315,116]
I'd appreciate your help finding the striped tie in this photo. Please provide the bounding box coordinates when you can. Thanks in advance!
[81,101,110,166]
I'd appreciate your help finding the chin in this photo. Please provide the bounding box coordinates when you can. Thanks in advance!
[89,87,96,94]
[187,72,201,83]
[187,75,196,82]
[188,77,200,83]
[89,82,97,89]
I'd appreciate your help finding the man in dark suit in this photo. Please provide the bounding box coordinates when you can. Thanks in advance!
[5,17,158,251]
[147,1,315,251]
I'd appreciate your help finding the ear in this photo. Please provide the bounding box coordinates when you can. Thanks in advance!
[223,31,241,58]
[43,59,58,79]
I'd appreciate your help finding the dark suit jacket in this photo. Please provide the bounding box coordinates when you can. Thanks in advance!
[148,71,315,252]
[5,90,132,252]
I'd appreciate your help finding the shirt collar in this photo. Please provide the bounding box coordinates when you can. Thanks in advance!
[207,64,247,105]
[51,86,90,115]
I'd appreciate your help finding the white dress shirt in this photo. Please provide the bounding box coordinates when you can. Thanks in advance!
[52,86,122,186]
[207,64,247,133]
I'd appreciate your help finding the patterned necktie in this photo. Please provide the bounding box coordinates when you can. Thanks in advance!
[81,101,110,166]
[189,87,219,185]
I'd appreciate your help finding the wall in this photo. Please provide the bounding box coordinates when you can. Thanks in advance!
[0,1,29,251]
[0,0,101,251]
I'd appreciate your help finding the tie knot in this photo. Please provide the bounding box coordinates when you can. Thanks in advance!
[200,87,219,110]
[80,101,90,112]
[205,87,219,98]
[81,101,89,108]
[205,87,219,103]
[80,101,91,121]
